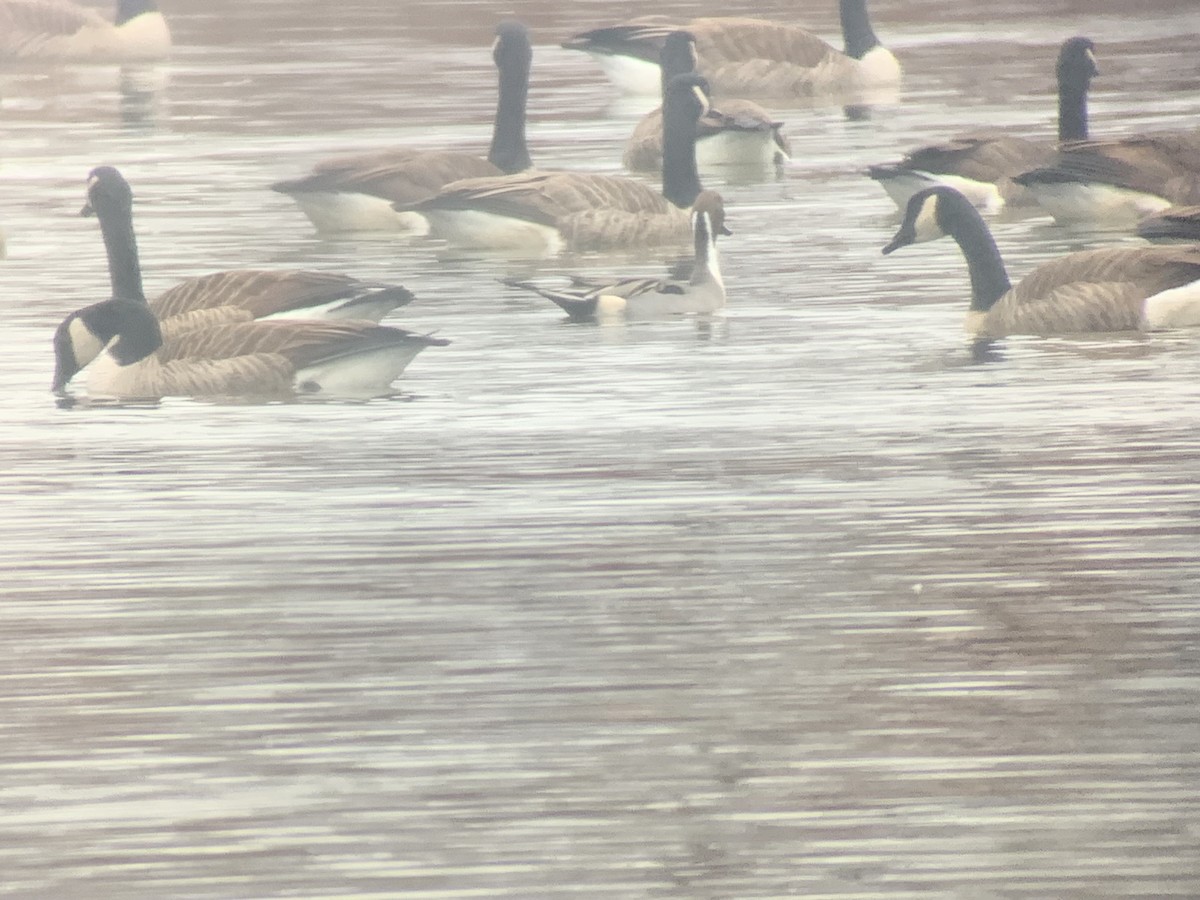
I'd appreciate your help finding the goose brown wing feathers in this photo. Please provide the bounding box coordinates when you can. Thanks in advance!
[271,150,502,205]
[896,135,1052,185]
[412,171,678,224]
[985,246,1200,335]
[151,270,413,322]
[1023,133,1200,203]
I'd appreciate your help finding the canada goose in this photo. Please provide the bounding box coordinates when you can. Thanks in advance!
[1015,131,1200,226]
[0,0,170,61]
[53,167,445,399]
[1137,205,1200,243]
[87,168,414,326]
[868,36,1098,214]
[624,30,790,172]
[881,186,1200,338]
[403,73,712,255]
[270,21,532,234]
[561,0,900,99]
[508,190,730,321]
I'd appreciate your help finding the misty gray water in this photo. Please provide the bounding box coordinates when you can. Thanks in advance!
[2,0,1199,896]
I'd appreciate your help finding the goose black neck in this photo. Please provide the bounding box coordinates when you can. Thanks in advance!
[840,0,880,60]
[1057,67,1090,142]
[940,196,1012,312]
[488,38,532,173]
[116,0,157,26]
[95,196,146,303]
[659,33,697,96]
[104,298,163,365]
[661,91,703,208]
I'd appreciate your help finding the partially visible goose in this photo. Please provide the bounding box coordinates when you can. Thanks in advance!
[508,190,730,321]
[53,167,445,399]
[270,21,532,234]
[88,168,415,326]
[562,0,900,100]
[868,36,1098,214]
[881,186,1200,338]
[1137,205,1200,243]
[624,30,789,172]
[0,0,170,61]
[1014,131,1200,226]
[404,73,712,255]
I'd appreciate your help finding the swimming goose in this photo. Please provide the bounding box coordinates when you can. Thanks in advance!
[0,0,170,61]
[1014,131,1200,226]
[1137,205,1200,243]
[624,30,790,172]
[508,190,730,321]
[868,36,1097,214]
[404,73,712,255]
[53,167,444,399]
[270,21,532,234]
[881,186,1200,338]
[562,0,899,99]
[86,168,415,326]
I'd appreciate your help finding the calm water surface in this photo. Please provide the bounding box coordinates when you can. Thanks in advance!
[2,0,1199,896]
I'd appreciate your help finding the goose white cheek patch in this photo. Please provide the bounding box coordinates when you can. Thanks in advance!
[911,194,945,243]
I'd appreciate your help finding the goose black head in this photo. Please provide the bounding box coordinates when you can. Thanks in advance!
[81,166,134,220]
[882,186,971,254]
[660,30,699,82]
[51,297,162,393]
[494,20,532,73]
[1058,35,1098,84]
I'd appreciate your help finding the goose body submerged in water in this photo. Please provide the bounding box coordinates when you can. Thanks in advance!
[881,186,1200,340]
[54,167,445,400]
[271,21,532,234]
[0,0,170,61]
[562,0,899,100]
[868,37,1098,214]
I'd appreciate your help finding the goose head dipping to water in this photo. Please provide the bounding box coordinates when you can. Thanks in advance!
[54,167,445,399]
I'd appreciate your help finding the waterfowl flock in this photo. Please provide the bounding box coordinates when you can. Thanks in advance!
[11,0,1200,401]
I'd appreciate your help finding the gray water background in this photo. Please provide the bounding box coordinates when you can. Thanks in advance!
[1,0,1199,896]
